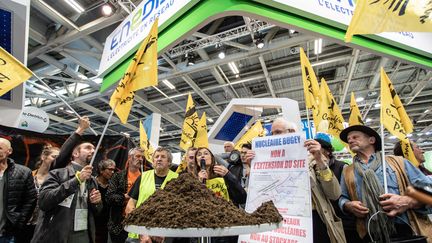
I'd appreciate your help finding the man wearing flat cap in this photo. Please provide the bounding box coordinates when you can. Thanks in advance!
[338,125,432,242]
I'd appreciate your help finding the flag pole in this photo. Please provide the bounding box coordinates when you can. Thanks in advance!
[305,108,313,139]
[380,123,388,194]
[32,74,98,136]
[89,101,117,166]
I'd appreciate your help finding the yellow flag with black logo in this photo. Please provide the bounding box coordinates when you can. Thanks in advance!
[234,121,265,150]
[380,68,418,166]
[109,19,159,123]
[194,112,209,148]
[0,47,33,96]
[346,0,432,42]
[179,93,200,151]
[349,92,364,126]
[139,120,154,163]
[300,48,320,127]
[318,78,345,138]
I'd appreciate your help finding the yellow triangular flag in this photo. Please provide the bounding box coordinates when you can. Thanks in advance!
[346,0,432,42]
[300,47,320,127]
[349,92,365,126]
[380,68,418,166]
[139,120,154,163]
[109,19,159,124]
[195,112,209,148]
[234,121,265,150]
[0,47,33,96]
[318,78,345,138]
[401,140,420,167]
[179,93,200,151]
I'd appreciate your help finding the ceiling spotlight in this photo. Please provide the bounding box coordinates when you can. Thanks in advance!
[216,43,225,59]
[255,38,265,49]
[186,52,196,66]
[218,50,225,59]
[102,3,113,16]
[365,118,372,123]
[356,96,365,102]
[374,103,381,108]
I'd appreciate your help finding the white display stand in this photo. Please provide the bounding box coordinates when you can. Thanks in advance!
[125,222,281,237]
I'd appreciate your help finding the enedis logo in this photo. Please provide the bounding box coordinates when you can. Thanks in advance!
[108,0,174,60]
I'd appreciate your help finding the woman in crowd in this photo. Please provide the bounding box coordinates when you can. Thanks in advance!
[193,147,247,206]
[19,146,60,243]
[193,147,247,243]
[95,159,116,243]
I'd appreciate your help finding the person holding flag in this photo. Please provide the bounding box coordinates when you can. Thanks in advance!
[394,141,432,176]
[338,125,432,242]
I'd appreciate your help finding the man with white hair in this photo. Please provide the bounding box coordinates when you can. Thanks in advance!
[0,138,37,243]
[246,117,345,243]
[223,141,235,153]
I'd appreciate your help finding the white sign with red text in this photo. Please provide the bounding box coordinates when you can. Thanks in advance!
[238,133,312,243]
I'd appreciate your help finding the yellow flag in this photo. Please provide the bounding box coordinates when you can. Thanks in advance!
[139,120,154,163]
[346,0,432,42]
[0,47,33,96]
[234,121,265,150]
[179,93,200,151]
[380,68,418,166]
[109,19,159,123]
[318,78,345,137]
[349,92,365,126]
[299,47,320,127]
[401,140,419,166]
[195,112,209,148]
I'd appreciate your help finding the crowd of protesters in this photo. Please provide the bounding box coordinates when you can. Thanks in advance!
[0,115,431,243]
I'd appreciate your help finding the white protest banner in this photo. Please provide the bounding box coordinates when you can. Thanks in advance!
[238,133,312,243]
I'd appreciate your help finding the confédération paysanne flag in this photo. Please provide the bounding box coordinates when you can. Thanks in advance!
[139,120,154,163]
[109,18,159,124]
[318,78,345,138]
[0,47,33,96]
[179,93,200,151]
[300,48,320,126]
[194,112,209,148]
[380,68,419,166]
[345,0,432,42]
[234,121,265,151]
[349,92,364,126]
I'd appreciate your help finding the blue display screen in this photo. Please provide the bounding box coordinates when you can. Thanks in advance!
[0,8,12,101]
[214,112,253,141]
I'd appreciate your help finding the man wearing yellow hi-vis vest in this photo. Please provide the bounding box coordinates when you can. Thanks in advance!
[125,147,178,242]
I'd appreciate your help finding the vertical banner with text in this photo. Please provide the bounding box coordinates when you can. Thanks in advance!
[239,133,312,243]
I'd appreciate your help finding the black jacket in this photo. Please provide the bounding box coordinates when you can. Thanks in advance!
[105,169,128,236]
[51,132,83,170]
[30,164,102,243]
[2,158,37,235]
[223,171,247,206]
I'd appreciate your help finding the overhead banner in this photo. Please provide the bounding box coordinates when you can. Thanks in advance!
[263,0,432,57]
[98,0,194,77]
[239,133,312,243]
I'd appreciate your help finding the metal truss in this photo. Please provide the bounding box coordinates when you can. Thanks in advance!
[167,20,274,58]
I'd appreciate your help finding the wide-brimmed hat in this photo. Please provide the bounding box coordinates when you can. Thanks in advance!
[339,125,382,151]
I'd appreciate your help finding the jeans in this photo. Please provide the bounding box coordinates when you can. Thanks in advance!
[0,236,15,243]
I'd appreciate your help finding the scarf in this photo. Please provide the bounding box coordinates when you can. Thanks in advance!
[354,153,395,242]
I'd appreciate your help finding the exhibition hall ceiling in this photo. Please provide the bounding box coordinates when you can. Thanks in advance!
[25,0,432,152]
